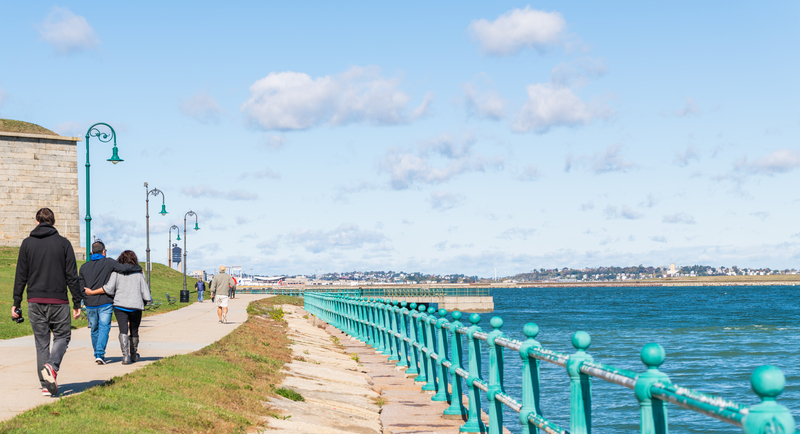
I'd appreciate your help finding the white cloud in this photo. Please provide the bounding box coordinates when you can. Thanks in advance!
[568,144,637,174]
[92,214,139,256]
[38,7,99,55]
[256,237,281,255]
[181,185,259,201]
[333,180,378,203]
[262,135,286,150]
[236,216,250,225]
[674,97,701,117]
[379,133,503,189]
[640,194,660,208]
[497,228,536,240]
[468,7,566,56]
[675,145,699,167]
[517,164,540,181]
[651,236,668,243]
[604,205,643,220]
[179,91,223,124]
[463,75,507,120]
[751,212,770,221]
[580,201,594,211]
[286,224,385,253]
[512,83,612,133]
[551,58,607,88]
[747,149,800,175]
[663,213,696,224]
[428,191,464,211]
[241,66,430,130]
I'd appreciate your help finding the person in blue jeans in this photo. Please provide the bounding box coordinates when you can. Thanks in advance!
[78,241,141,364]
[195,279,205,302]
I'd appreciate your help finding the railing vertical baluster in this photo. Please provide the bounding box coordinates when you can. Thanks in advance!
[568,331,593,434]
[422,306,438,392]
[407,303,420,376]
[635,343,669,434]
[443,310,467,420]
[397,301,410,368]
[382,300,393,356]
[389,300,400,361]
[415,304,429,384]
[742,365,796,434]
[432,308,450,402]
[487,316,506,434]
[375,300,386,353]
[370,298,380,350]
[519,323,543,434]
[462,313,487,433]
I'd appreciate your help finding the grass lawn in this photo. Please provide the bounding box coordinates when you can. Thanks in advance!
[0,295,302,434]
[0,247,197,340]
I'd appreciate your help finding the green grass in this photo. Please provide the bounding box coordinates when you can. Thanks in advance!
[0,119,57,136]
[0,296,302,434]
[0,246,196,340]
[274,387,305,402]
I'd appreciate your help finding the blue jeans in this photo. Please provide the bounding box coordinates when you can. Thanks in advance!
[198,290,204,302]
[86,304,113,359]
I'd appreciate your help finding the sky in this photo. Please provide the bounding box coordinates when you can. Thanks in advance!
[1,2,799,277]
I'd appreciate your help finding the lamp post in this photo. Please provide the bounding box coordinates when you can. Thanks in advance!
[182,211,200,302]
[168,225,180,269]
[144,182,167,289]
[84,123,123,260]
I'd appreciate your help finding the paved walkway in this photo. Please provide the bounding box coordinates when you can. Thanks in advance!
[0,294,269,422]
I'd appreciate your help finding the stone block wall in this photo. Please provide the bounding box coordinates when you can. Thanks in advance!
[0,132,83,258]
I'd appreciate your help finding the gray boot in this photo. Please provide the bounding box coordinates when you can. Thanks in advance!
[119,334,131,365]
[130,337,140,363]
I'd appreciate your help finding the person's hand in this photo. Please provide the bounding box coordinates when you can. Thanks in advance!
[73,309,81,319]
[11,306,19,319]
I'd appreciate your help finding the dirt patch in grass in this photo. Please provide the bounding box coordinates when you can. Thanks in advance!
[0,296,302,434]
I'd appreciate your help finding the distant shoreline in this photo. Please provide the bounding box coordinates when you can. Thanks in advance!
[515,281,800,288]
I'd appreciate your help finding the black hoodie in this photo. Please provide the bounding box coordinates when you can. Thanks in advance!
[13,224,81,309]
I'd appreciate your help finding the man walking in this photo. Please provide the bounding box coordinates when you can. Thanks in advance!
[11,208,82,397]
[210,265,235,324]
[195,278,205,302]
[78,240,141,364]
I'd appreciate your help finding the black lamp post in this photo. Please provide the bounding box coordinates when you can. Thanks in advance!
[182,211,199,302]
[144,182,167,289]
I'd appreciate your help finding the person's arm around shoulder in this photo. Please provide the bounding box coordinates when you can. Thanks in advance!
[113,261,142,275]
[11,241,29,318]
[103,272,119,296]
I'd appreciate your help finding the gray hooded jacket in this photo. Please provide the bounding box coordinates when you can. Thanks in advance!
[104,271,152,311]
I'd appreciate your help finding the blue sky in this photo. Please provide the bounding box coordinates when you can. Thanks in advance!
[1,2,799,277]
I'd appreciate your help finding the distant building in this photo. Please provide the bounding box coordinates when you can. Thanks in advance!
[189,270,207,281]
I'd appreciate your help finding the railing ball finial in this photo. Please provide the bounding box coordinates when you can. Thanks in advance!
[418,304,426,312]
[751,365,785,402]
[410,302,417,309]
[469,313,481,325]
[393,300,399,306]
[438,308,447,318]
[401,301,407,308]
[523,322,539,339]
[428,306,436,314]
[451,310,462,321]
[572,330,591,352]
[490,316,503,330]
[640,342,666,370]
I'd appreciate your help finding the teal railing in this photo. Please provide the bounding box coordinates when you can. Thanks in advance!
[237,286,490,298]
[304,293,796,434]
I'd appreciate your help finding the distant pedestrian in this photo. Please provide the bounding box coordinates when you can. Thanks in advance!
[11,208,82,397]
[78,240,142,364]
[86,250,151,364]
[210,265,235,324]
[230,276,237,299]
[195,279,205,302]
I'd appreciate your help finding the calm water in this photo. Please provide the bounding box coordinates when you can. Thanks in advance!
[440,286,800,433]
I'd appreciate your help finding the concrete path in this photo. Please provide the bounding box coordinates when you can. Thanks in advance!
[0,294,269,422]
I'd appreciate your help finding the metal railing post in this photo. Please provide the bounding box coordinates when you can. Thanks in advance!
[462,313,487,433]
[431,308,450,402]
[397,301,410,368]
[389,300,400,361]
[487,316,506,434]
[415,304,429,384]
[422,306,438,392]
[519,323,543,434]
[635,343,669,434]
[406,303,420,376]
[568,331,593,434]
[742,365,796,434]
[443,310,467,419]
[381,300,393,356]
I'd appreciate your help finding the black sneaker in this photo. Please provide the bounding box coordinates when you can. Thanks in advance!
[41,363,58,396]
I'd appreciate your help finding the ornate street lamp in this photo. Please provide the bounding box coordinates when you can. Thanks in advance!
[168,224,180,269]
[84,123,123,260]
[144,182,167,289]
[182,211,200,302]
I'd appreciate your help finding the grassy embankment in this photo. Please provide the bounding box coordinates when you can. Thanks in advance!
[0,246,197,340]
[0,295,302,434]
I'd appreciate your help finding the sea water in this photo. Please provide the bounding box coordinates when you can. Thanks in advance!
[450,286,800,433]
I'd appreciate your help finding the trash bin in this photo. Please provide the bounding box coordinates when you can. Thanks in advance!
[180,289,190,303]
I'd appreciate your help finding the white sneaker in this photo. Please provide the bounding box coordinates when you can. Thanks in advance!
[42,388,51,396]
[95,357,108,365]
[222,314,227,324]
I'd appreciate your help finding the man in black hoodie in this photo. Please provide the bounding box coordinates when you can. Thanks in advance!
[78,240,142,364]
[12,208,82,397]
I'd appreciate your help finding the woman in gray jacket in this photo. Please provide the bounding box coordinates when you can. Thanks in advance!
[85,250,151,364]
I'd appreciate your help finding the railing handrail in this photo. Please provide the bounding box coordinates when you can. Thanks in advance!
[301,292,796,434]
